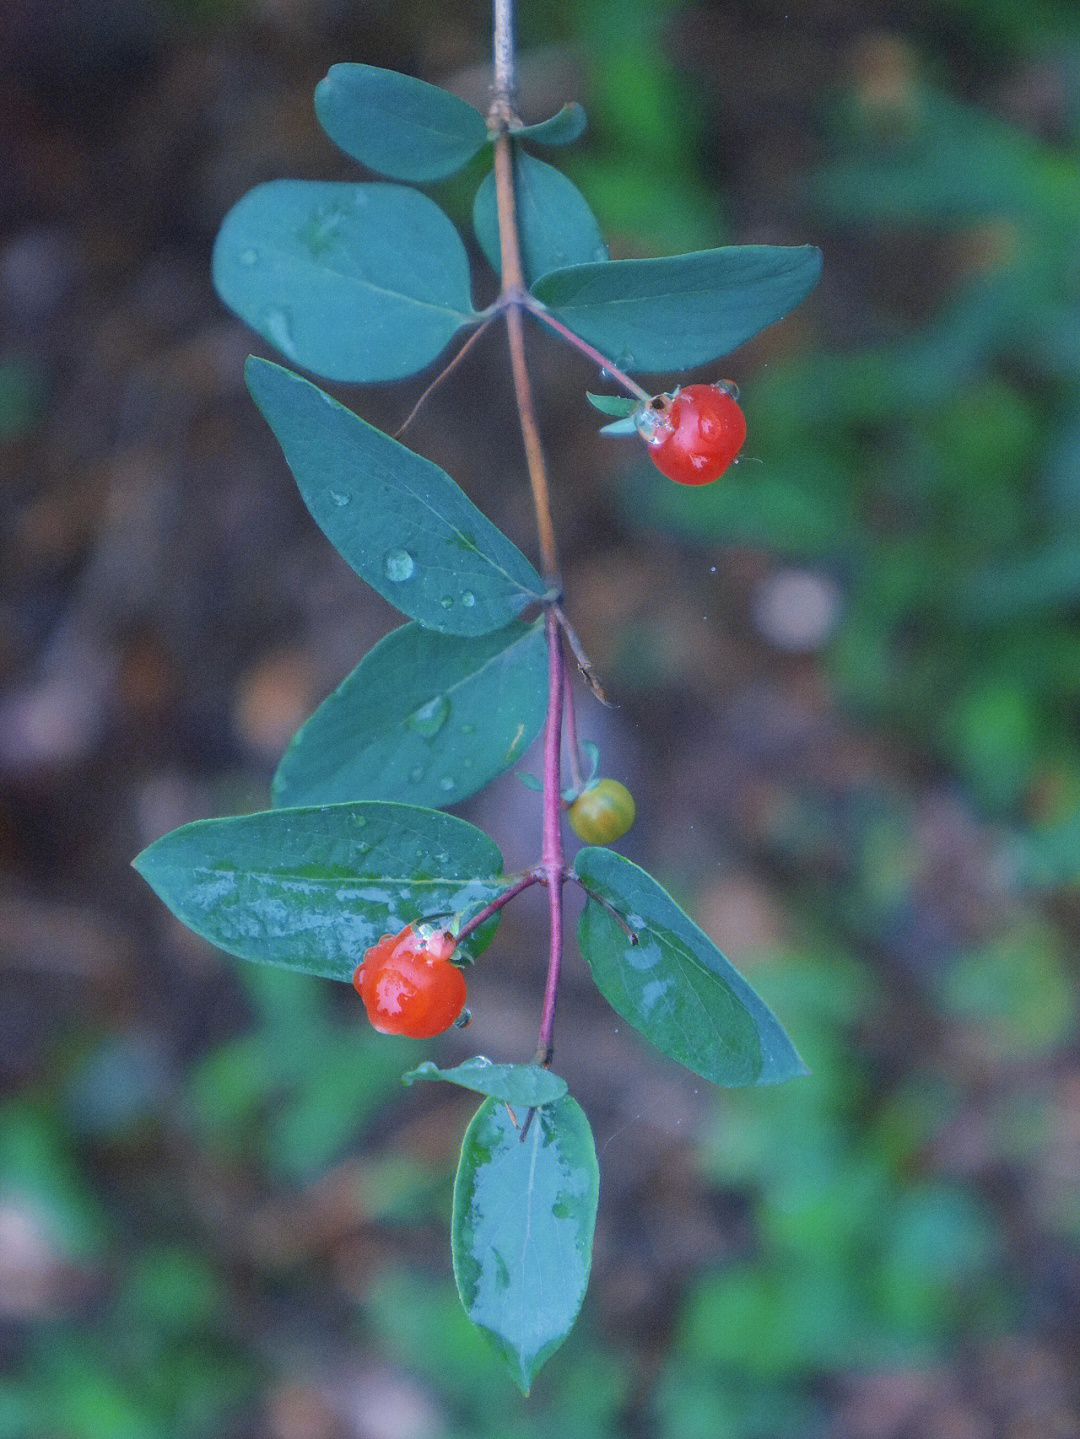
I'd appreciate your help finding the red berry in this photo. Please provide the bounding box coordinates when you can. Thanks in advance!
[352,924,466,1038]
[641,382,746,485]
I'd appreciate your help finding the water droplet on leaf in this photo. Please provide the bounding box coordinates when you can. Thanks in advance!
[406,695,449,738]
[239,247,259,266]
[384,549,415,582]
[329,491,350,507]
[461,591,476,608]
[439,777,455,792]
[260,307,296,359]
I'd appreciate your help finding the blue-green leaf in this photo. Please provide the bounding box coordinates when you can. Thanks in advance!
[314,64,488,181]
[403,1058,568,1107]
[532,246,823,372]
[586,392,638,417]
[133,802,509,983]
[246,359,546,633]
[273,619,548,810]
[510,104,587,147]
[213,182,478,382]
[452,1095,598,1393]
[574,847,807,1085]
[474,151,608,285]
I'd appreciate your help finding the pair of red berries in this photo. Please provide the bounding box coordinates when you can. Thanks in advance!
[640,382,746,486]
[353,924,466,1038]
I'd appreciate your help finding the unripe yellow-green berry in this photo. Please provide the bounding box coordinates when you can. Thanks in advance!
[568,779,636,845]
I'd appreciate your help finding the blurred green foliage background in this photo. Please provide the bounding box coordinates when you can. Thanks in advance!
[1,0,1079,1436]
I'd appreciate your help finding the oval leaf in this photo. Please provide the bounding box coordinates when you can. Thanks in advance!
[510,103,587,147]
[133,802,509,983]
[274,619,548,810]
[246,358,547,634]
[315,64,488,181]
[532,245,823,373]
[574,847,807,1085]
[403,1058,568,1107]
[213,181,478,382]
[474,152,608,285]
[452,1095,598,1393]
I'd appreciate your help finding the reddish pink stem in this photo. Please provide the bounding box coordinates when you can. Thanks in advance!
[520,295,653,404]
[536,608,566,1067]
[455,872,540,944]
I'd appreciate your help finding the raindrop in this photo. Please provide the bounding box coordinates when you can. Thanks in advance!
[260,307,296,359]
[239,247,259,266]
[406,695,449,738]
[438,777,455,792]
[599,367,614,382]
[461,591,476,608]
[384,549,415,582]
[329,491,350,507]
[440,596,454,609]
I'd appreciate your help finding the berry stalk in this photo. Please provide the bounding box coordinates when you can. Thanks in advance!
[520,295,652,405]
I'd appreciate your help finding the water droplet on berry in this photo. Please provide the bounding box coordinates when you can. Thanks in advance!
[260,307,297,359]
[384,549,415,582]
[239,247,259,266]
[461,591,476,607]
[406,694,449,738]
[329,490,350,507]
[439,777,455,792]
[454,1007,472,1028]
[635,407,672,447]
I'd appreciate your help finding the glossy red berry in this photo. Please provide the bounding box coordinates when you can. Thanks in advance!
[352,924,466,1038]
[641,382,746,485]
